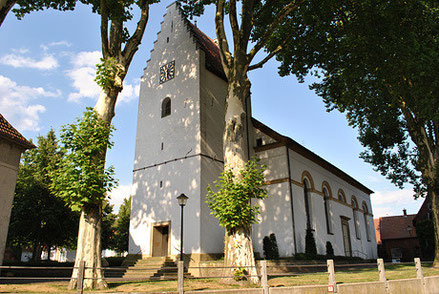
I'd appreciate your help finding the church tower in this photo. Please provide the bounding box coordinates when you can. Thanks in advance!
[129,2,227,258]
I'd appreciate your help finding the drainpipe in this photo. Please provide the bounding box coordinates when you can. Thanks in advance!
[286,145,297,254]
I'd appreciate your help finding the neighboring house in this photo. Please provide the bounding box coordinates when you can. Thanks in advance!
[413,196,435,260]
[128,3,377,262]
[0,114,34,266]
[374,210,420,262]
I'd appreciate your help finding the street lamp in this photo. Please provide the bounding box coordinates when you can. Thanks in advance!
[177,193,188,261]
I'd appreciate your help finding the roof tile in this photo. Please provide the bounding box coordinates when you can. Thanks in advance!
[0,114,35,149]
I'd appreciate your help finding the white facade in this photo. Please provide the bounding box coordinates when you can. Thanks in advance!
[129,3,377,260]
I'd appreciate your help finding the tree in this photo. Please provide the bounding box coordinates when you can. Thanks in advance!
[50,109,117,289]
[206,159,267,281]
[112,197,131,254]
[179,0,304,281]
[101,201,116,251]
[9,0,160,288]
[7,130,79,261]
[272,0,439,265]
[0,0,75,27]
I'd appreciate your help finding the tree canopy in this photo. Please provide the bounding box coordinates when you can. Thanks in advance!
[272,0,439,264]
[50,108,117,212]
[7,130,79,261]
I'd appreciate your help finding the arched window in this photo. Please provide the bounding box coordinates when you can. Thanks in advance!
[362,202,371,241]
[338,189,346,203]
[303,179,312,229]
[161,98,171,118]
[323,187,333,234]
[351,197,361,239]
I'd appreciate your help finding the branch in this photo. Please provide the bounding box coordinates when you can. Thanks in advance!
[122,2,149,69]
[0,0,16,27]
[229,0,240,52]
[109,18,123,58]
[100,0,109,58]
[215,0,232,76]
[247,0,304,63]
[248,45,282,71]
[240,0,256,47]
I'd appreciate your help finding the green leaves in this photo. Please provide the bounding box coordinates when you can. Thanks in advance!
[50,108,118,211]
[273,0,439,195]
[206,158,267,232]
[95,57,125,90]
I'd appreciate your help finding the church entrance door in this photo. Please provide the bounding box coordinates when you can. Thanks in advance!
[152,224,169,257]
[341,218,352,257]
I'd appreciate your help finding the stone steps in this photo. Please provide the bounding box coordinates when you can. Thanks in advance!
[122,256,192,280]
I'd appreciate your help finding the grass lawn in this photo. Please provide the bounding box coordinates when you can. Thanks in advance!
[1,264,438,293]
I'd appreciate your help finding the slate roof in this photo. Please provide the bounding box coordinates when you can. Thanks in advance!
[186,21,227,81]
[374,214,417,245]
[252,118,374,195]
[0,114,35,149]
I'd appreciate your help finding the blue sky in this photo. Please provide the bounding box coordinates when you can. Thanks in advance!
[0,1,423,217]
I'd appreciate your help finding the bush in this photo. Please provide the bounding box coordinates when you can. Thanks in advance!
[263,233,280,260]
[305,228,317,257]
[326,241,334,257]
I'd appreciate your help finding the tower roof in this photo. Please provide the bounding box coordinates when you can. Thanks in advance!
[185,21,227,81]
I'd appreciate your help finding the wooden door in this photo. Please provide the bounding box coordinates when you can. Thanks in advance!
[341,219,352,257]
[152,225,169,257]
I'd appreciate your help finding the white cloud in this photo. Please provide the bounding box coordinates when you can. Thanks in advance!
[370,188,423,218]
[67,51,139,104]
[108,184,132,212]
[0,54,58,70]
[0,75,61,132]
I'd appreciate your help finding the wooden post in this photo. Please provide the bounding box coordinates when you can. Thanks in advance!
[327,259,337,293]
[178,260,184,294]
[77,260,85,294]
[261,260,269,294]
[377,258,387,288]
[415,258,424,283]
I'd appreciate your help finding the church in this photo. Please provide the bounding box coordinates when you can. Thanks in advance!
[128,2,378,261]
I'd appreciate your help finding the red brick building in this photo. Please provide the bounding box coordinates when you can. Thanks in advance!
[374,210,421,261]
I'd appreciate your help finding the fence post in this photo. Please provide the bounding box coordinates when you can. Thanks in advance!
[327,259,337,293]
[77,260,85,294]
[377,258,387,288]
[261,260,269,294]
[415,257,426,294]
[178,260,184,294]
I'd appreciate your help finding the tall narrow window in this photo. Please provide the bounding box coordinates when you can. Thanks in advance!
[352,197,361,239]
[323,188,332,234]
[303,179,312,229]
[363,202,371,241]
[161,98,171,118]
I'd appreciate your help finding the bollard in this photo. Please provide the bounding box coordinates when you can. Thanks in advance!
[327,259,337,293]
[77,260,85,294]
[261,260,269,294]
[377,258,387,288]
[178,260,184,294]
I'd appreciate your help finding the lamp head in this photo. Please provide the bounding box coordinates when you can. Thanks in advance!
[177,193,188,207]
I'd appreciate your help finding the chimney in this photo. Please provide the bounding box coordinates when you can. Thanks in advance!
[403,209,407,217]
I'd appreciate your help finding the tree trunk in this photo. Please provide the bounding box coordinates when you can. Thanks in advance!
[0,0,15,27]
[68,88,118,290]
[432,188,439,267]
[223,78,251,173]
[224,227,258,284]
[68,204,107,290]
[222,77,258,283]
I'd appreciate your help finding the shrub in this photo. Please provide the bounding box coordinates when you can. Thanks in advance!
[263,233,280,260]
[305,228,317,257]
[326,241,334,257]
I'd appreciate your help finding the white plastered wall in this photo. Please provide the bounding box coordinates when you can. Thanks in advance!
[129,3,203,256]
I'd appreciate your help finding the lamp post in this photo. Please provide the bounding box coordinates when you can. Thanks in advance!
[177,193,188,261]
